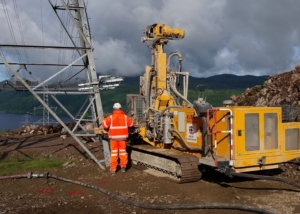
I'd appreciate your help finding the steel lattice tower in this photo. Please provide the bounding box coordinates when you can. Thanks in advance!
[0,0,113,169]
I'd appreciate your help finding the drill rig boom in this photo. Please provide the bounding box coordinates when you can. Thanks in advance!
[129,24,202,182]
[127,23,300,183]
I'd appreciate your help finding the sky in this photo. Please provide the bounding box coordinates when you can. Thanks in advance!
[1,0,300,83]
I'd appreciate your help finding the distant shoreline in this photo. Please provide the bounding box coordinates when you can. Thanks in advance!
[0,112,73,130]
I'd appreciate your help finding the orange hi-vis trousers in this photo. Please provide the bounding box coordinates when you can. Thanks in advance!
[110,140,128,171]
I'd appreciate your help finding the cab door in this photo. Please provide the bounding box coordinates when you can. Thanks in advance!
[235,108,281,165]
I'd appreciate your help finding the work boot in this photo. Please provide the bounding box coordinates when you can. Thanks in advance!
[121,168,126,173]
[110,170,116,175]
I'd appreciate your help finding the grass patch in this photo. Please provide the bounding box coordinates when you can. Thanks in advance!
[0,158,68,175]
[0,128,11,135]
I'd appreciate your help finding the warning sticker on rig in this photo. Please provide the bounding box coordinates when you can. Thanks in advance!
[186,124,197,143]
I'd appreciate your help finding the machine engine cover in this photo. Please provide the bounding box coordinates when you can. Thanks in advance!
[193,99,212,116]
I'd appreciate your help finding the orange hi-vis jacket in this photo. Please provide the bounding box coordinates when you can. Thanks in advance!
[101,110,134,141]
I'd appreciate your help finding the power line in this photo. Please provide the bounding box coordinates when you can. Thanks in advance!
[61,12,71,79]
[12,0,29,62]
[40,0,46,65]
[55,0,84,83]
[57,9,69,82]
[0,48,11,77]
[1,0,22,63]
[58,8,70,81]
[67,20,78,79]
[56,8,66,77]
[12,0,31,80]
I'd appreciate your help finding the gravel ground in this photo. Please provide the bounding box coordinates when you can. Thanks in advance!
[1,134,300,214]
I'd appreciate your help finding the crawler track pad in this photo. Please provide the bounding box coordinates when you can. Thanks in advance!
[131,144,201,183]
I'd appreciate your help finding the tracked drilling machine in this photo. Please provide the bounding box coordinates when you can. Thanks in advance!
[126,23,300,183]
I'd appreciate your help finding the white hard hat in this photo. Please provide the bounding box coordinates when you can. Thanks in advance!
[113,103,121,109]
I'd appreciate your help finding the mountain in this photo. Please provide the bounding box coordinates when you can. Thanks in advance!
[119,74,268,90]
[0,74,268,115]
[189,74,268,90]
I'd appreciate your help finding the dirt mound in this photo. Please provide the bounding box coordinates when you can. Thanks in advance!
[236,65,300,107]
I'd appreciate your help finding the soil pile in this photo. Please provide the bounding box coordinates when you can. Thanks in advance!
[235,65,300,107]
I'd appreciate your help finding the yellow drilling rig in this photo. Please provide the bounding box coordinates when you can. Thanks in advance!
[126,23,300,183]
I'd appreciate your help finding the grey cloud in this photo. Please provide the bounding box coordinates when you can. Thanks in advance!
[221,0,300,74]
[1,0,300,83]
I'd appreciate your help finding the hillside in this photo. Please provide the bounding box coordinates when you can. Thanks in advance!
[0,74,267,115]
[122,74,268,90]
[189,74,268,89]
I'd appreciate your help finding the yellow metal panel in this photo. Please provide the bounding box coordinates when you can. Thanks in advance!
[154,92,169,110]
[234,155,284,167]
[281,123,300,161]
[234,164,279,173]
[172,108,203,157]
[228,107,300,169]
[142,65,151,95]
[152,24,184,38]
[153,24,164,37]
[213,110,231,160]
[206,107,300,170]
[156,52,166,89]
[152,76,157,89]
[233,108,280,168]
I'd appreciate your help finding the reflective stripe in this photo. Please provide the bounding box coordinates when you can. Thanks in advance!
[119,153,127,156]
[110,154,118,156]
[107,112,133,139]
[128,117,133,127]
[110,126,128,129]
[103,120,108,128]
[110,115,128,129]
[119,149,126,152]
[110,135,128,139]
[111,150,118,152]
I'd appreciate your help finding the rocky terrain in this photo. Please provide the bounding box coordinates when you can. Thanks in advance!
[235,65,300,110]
[0,133,300,214]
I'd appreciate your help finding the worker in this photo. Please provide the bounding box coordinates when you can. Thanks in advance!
[101,103,134,174]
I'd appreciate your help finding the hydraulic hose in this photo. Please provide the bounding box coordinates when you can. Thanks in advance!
[166,52,183,96]
[167,52,183,70]
[0,174,28,180]
[169,129,203,151]
[0,172,273,214]
[230,171,300,189]
[0,172,49,180]
[160,105,183,117]
[169,79,192,105]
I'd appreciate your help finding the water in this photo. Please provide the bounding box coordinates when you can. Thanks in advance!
[0,112,73,131]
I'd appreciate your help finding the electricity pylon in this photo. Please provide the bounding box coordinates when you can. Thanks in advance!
[0,0,121,169]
